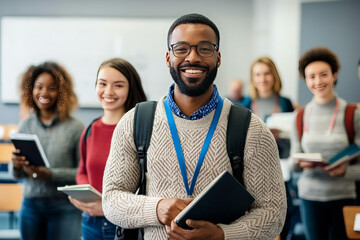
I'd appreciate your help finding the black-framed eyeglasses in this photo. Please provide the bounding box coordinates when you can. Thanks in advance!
[169,42,219,58]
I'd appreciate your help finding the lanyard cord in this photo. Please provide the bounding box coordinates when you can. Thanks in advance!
[304,99,339,134]
[164,97,224,197]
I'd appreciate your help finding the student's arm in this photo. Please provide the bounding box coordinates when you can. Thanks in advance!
[47,119,84,183]
[217,115,286,239]
[289,110,306,172]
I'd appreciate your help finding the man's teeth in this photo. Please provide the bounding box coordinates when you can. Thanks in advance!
[104,98,115,103]
[185,69,203,74]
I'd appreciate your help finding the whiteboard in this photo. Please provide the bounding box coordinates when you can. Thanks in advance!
[1,17,174,107]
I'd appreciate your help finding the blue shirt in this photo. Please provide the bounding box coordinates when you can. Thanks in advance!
[166,83,219,120]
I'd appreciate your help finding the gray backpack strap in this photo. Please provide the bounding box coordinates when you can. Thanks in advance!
[227,104,251,186]
[133,101,157,195]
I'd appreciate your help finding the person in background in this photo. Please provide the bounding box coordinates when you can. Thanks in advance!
[290,47,360,240]
[242,56,295,240]
[10,61,84,240]
[242,56,295,160]
[227,78,244,105]
[69,58,147,240]
[102,13,286,240]
[356,58,360,205]
[242,56,294,122]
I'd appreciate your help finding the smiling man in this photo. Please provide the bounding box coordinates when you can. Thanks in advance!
[103,13,286,240]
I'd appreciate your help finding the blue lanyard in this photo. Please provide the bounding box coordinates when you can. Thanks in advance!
[164,96,224,197]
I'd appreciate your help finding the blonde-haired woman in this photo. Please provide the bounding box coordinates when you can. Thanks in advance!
[242,56,295,240]
[242,56,294,121]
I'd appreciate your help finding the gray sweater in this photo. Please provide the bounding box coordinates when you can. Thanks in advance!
[290,97,360,201]
[10,113,84,199]
[103,98,286,240]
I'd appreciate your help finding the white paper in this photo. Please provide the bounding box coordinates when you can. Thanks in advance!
[354,213,360,231]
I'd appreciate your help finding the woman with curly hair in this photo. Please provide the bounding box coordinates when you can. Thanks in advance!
[291,47,360,240]
[10,61,84,240]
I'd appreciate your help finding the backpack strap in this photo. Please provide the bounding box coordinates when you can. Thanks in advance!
[296,104,356,144]
[227,104,251,186]
[296,108,305,142]
[133,101,252,189]
[82,117,101,160]
[345,104,357,144]
[133,101,157,195]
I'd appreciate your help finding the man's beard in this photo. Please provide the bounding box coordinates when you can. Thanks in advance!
[170,64,217,97]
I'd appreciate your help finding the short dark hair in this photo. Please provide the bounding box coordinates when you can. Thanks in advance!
[298,47,340,84]
[96,58,147,112]
[167,13,220,49]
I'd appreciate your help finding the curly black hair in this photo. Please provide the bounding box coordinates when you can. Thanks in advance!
[298,47,340,85]
[21,61,78,121]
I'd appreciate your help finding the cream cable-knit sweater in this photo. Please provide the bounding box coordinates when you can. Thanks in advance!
[103,97,286,240]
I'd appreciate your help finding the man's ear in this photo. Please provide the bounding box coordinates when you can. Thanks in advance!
[333,72,338,85]
[166,51,170,67]
[217,51,221,68]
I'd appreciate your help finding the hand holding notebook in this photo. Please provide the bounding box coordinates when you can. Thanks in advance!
[10,133,50,167]
[174,171,254,229]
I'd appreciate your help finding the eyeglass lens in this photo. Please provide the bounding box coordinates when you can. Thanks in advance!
[172,43,216,58]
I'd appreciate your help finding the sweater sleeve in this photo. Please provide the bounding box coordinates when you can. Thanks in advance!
[102,109,162,228]
[219,114,287,240]
[48,118,84,183]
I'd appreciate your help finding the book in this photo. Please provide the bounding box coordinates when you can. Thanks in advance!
[323,144,360,171]
[57,184,102,203]
[10,133,50,167]
[292,152,328,166]
[293,144,360,170]
[174,171,254,229]
[266,112,295,139]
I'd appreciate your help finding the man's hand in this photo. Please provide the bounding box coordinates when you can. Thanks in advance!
[69,196,104,216]
[165,219,224,240]
[156,198,193,226]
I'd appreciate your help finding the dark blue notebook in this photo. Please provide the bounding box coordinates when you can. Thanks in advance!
[10,133,50,167]
[174,170,254,229]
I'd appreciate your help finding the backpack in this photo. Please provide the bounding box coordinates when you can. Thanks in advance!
[80,102,251,240]
[114,101,251,240]
[296,103,357,144]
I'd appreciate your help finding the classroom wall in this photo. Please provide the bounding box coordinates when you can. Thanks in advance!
[0,0,255,125]
[298,0,360,106]
[1,0,357,125]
